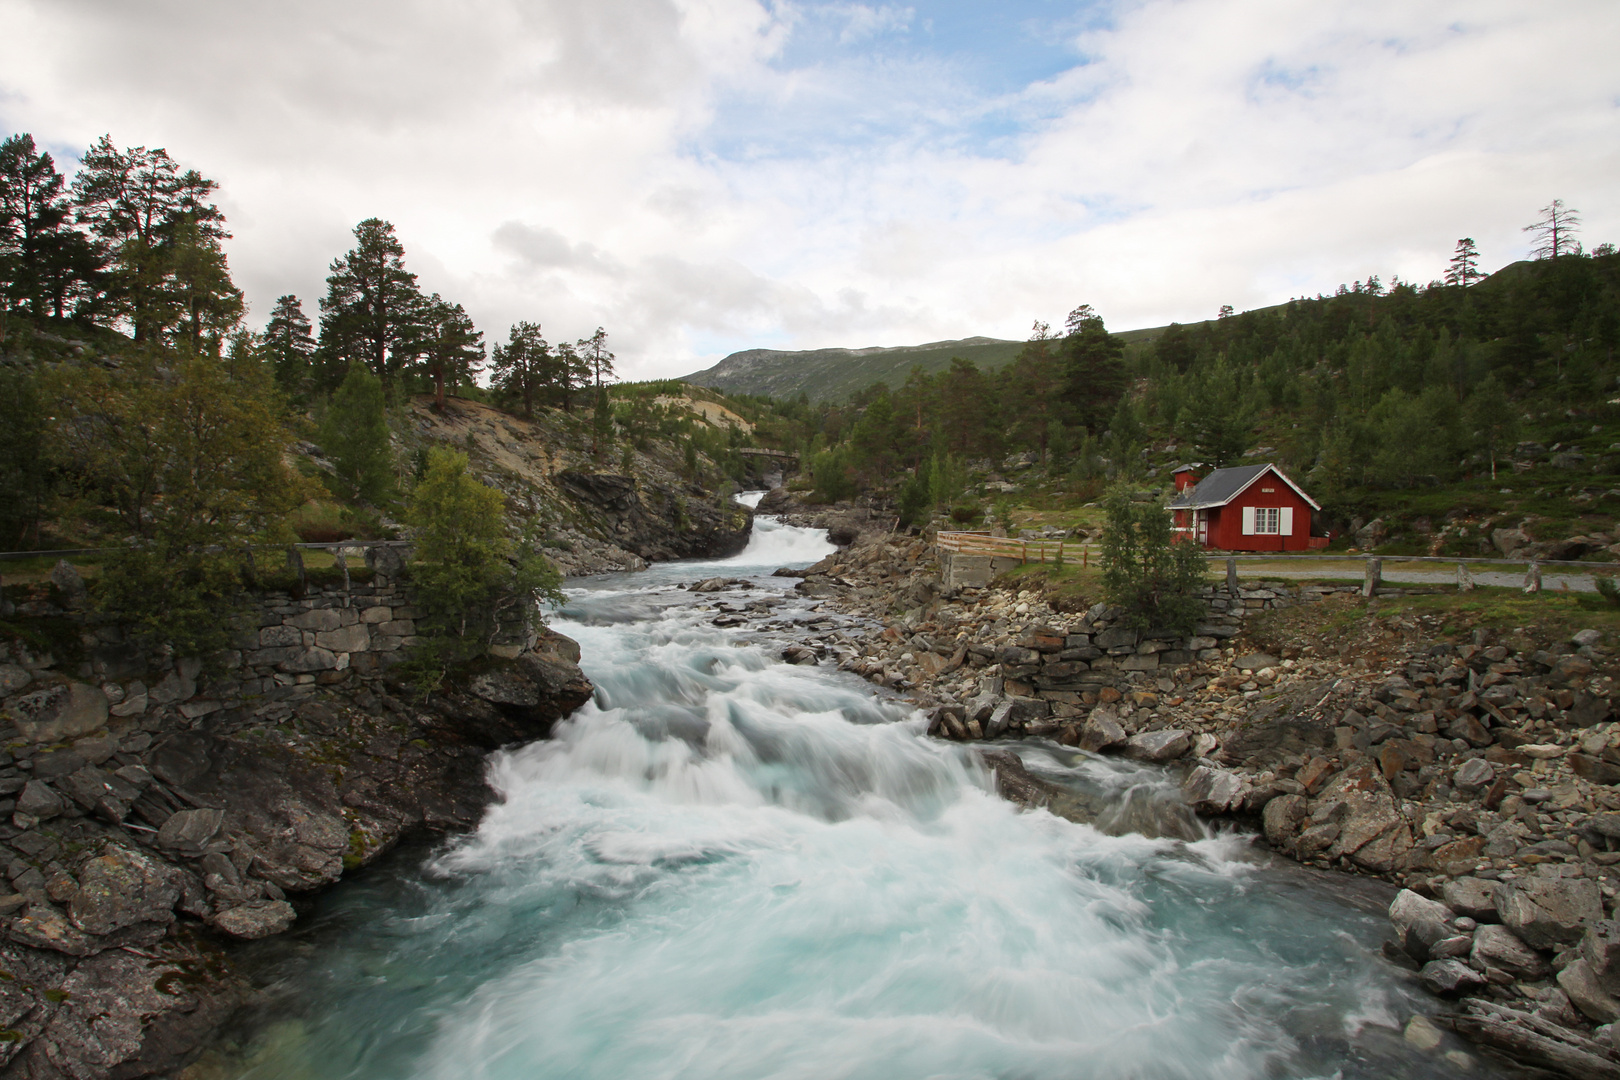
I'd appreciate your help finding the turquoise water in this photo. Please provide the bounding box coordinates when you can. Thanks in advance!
[212,513,1494,1080]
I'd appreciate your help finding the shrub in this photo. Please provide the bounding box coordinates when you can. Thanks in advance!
[406,449,564,677]
[1099,486,1208,635]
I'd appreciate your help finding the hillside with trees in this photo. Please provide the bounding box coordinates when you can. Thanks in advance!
[0,131,795,660]
[751,213,1619,557]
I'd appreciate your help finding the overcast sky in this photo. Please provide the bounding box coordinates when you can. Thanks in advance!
[3,0,1617,380]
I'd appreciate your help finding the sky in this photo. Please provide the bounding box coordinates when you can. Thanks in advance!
[2,0,1618,381]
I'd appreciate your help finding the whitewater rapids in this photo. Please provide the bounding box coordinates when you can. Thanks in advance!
[212,502,1492,1080]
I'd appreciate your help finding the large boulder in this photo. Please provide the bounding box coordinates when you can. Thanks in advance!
[1471,923,1549,980]
[7,682,108,743]
[69,846,181,937]
[1441,877,1500,922]
[1580,920,1620,995]
[1182,766,1248,815]
[1318,763,1413,872]
[1122,729,1190,762]
[1262,793,1307,847]
[1495,876,1605,950]
[1559,960,1620,1023]
[1389,889,1456,963]
[1078,711,1127,753]
[211,900,297,940]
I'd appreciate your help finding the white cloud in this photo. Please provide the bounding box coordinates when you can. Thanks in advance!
[1,0,1616,381]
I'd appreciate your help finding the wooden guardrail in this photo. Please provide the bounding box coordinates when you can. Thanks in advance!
[935,531,1094,565]
[934,531,1618,571]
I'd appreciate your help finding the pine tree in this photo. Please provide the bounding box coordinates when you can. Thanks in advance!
[421,294,484,409]
[1444,238,1484,287]
[264,294,316,400]
[317,218,426,391]
[70,137,229,341]
[490,321,552,419]
[1060,304,1127,433]
[1524,200,1581,260]
[319,363,394,503]
[0,133,82,318]
[579,326,616,390]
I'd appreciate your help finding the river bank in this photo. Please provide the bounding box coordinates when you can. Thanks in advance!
[739,506,1619,1077]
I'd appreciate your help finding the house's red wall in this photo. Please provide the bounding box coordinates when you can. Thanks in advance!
[1206,470,1314,551]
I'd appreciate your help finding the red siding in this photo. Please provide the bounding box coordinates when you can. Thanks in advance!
[1206,469,1315,552]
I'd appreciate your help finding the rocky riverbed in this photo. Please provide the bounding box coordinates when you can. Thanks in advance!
[687,500,1620,1077]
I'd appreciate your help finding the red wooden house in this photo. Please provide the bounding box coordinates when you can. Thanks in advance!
[1167,463,1324,551]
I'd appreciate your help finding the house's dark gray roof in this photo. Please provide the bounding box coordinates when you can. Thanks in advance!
[1167,463,1321,511]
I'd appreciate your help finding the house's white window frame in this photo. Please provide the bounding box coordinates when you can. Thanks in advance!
[1255,507,1280,534]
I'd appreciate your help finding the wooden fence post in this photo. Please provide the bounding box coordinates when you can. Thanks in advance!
[1363,558,1381,598]
[286,545,306,596]
[1226,558,1238,596]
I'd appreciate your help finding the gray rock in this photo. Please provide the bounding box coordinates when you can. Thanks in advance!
[1441,877,1500,922]
[1317,763,1414,873]
[1471,923,1549,980]
[985,701,1015,739]
[1391,889,1455,933]
[277,646,340,673]
[50,560,88,608]
[1078,710,1127,753]
[156,808,225,856]
[1420,959,1487,996]
[467,670,541,707]
[1391,889,1457,962]
[211,900,297,939]
[315,623,370,653]
[258,624,302,647]
[15,781,65,821]
[1123,729,1190,762]
[1496,876,1605,949]
[1581,920,1620,995]
[1262,793,1307,846]
[288,607,343,632]
[1573,629,1602,648]
[1233,653,1279,671]
[0,663,32,696]
[8,902,96,955]
[1182,766,1247,814]
[8,682,108,743]
[32,750,86,780]
[147,668,195,706]
[1094,627,1137,650]
[69,846,180,936]
[1560,959,1620,1023]
[1453,757,1495,791]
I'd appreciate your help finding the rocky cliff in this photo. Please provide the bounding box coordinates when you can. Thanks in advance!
[0,563,592,1078]
[402,397,753,574]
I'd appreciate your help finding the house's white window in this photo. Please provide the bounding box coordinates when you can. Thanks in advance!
[1255,507,1280,534]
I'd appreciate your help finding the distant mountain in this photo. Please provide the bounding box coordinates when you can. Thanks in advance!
[682,326,1170,403]
[683,337,1023,403]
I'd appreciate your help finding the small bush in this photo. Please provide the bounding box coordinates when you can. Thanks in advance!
[1099,486,1208,635]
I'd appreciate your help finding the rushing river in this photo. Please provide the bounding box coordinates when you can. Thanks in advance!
[210,505,1501,1080]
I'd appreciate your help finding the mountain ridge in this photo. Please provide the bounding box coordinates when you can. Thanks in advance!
[682,324,1171,403]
